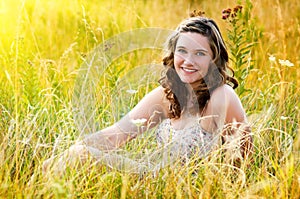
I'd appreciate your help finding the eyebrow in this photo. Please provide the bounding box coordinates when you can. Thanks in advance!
[176,45,209,52]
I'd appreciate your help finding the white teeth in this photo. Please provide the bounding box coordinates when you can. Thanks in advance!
[182,68,197,72]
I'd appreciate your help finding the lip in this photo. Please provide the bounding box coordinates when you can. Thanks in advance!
[181,67,198,73]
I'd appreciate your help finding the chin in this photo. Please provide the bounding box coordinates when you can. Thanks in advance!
[180,80,197,86]
[179,77,199,84]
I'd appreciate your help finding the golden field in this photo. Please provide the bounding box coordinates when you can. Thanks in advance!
[0,0,299,198]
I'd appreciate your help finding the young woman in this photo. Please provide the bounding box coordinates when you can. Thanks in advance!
[43,14,253,175]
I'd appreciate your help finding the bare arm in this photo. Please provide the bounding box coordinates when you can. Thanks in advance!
[207,85,253,163]
[42,86,168,174]
[82,86,168,151]
[220,85,253,163]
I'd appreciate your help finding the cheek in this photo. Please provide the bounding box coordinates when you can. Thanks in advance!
[174,54,184,67]
[196,57,211,68]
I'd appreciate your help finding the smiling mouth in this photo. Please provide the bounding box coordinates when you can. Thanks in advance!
[181,67,198,73]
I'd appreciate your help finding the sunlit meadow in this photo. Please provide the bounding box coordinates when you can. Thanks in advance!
[0,0,299,198]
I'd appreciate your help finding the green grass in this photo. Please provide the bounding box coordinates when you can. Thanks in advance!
[0,0,299,198]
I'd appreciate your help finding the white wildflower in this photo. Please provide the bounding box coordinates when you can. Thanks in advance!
[278,59,285,65]
[280,116,289,120]
[285,60,294,67]
[126,89,137,94]
[269,55,276,62]
[279,59,294,67]
[131,118,147,126]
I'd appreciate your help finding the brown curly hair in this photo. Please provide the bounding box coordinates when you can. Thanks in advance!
[159,15,238,119]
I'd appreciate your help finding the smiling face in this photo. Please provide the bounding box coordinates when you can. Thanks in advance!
[174,32,213,87]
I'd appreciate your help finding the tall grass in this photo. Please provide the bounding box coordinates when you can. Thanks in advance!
[0,0,299,198]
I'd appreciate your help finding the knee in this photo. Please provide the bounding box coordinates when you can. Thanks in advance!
[42,156,54,174]
[68,144,90,159]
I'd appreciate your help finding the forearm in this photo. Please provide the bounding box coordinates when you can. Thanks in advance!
[82,125,134,151]
[43,120,141,175]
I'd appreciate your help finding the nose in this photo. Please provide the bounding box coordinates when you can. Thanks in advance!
[183,54,195,66]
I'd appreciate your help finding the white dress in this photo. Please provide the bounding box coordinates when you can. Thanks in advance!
[87,118,220,174]
[155,118,219,162]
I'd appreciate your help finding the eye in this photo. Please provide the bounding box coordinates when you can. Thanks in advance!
[176,48,187,54]
[195,51,205,56]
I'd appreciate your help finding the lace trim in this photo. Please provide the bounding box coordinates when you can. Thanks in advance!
[156,118,218,159]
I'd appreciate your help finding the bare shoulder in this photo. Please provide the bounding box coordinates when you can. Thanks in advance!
[211,84,236,97]
[210,84,240,104]
[148,86,169,115]
[210,84,247,123]
[146,86,166,98]
[141,86,168,108]
[129,86,169,120]
[209,84,230,107]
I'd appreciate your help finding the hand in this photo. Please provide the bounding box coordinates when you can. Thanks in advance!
[42,144,91,176]
[222,122,253,167]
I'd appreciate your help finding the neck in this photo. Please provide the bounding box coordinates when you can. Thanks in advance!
[182,101,198,117]
[187,79,204,90]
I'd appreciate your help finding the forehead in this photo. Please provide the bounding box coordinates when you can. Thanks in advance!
[176,32,211,50]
